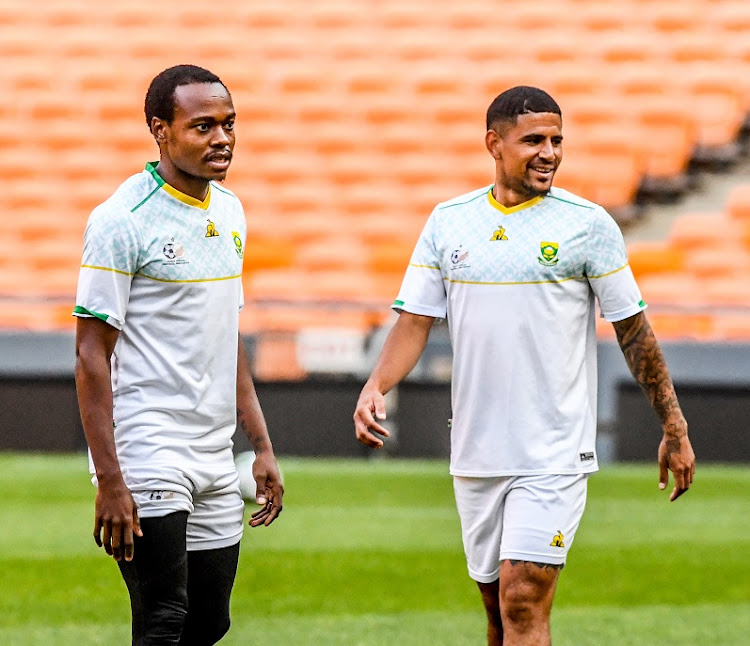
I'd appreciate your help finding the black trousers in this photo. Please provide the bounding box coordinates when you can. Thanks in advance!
[118,511,241,646]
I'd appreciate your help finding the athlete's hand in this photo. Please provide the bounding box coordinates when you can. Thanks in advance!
[354,383,390,449]
[658,432,695,502]
[93,474,142,561]
[250,451,284,527]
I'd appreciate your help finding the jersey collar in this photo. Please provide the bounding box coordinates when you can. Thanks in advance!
[145,161,211,210]
[487,187,543,214]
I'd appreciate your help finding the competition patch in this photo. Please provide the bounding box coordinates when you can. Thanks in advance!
[162,238,189,265]
[450,246,471,269]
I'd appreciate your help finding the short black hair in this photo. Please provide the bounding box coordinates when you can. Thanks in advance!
[144,64,228,129]
[486,86,561,130]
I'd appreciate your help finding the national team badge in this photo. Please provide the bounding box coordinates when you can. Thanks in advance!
[231,231,244,259]
[206,219,220,237]
[538,241,559,266]
[490,225,508,241]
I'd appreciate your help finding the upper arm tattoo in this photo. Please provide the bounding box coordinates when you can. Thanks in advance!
[612,312,685,434]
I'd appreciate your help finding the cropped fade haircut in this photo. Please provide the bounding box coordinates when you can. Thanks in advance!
[486,86,561,131]
[144,64,228,130]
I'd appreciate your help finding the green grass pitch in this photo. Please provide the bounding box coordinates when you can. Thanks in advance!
[0,454,748,645]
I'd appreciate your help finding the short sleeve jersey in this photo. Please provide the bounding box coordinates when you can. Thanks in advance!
[74,162,247,476]
[395,186,645,477]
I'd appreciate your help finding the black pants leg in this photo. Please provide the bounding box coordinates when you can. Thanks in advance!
[178,541,241,646]
[118,511,190,646]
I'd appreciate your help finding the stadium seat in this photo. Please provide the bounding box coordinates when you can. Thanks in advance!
[668,212,746,250]
[251,334,307,381]
[7,0,750,342]
[646,312,715,341]
[644,3,702,34]
[726,185,750,222]
[294,238,369,273]
[637,274,704,307]
[244,237,296,272]
[627,241,685,279]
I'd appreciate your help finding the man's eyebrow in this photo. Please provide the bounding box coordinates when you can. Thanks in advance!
[187,112,236,124]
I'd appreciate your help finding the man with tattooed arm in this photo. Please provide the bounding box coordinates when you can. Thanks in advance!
[353,86,694,646]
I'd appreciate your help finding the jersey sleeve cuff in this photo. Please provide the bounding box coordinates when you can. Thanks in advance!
[391,301,446,318]
[601,300,647,323]
[72,306,124,330]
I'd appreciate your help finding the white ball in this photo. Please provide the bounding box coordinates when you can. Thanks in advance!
[235,451,257,502]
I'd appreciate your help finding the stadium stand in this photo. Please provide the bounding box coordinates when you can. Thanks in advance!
[3,0,750,382]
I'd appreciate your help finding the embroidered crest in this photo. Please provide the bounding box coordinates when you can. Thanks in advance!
[538,241,559,266]
[232,231,244,259]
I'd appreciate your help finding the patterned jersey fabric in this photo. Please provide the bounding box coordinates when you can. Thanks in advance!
[395,185,645,476]
[74,163,247,478]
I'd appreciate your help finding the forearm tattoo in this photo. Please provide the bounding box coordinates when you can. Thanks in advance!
[236,407,271,452]
[613,313,685,435]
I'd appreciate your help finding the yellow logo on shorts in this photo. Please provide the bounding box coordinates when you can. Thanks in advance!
[550,530,565,548]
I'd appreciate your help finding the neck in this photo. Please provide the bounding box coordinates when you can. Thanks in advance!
[492,184,541,209]
[154,161,210,202]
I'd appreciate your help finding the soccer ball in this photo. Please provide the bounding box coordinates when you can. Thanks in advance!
[235,451,257,502]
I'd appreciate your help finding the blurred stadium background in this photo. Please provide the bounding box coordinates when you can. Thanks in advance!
[1,1,750,644]
[0,0,750,460]
[1,0,749,462]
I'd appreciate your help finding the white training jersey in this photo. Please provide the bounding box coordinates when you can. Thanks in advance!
[395,185,645,477]
[74,162,247,478]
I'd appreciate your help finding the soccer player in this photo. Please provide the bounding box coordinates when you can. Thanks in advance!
[353,86,695,646]
[74,65,283,645]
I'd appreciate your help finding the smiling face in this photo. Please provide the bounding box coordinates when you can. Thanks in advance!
[150,81,236,199]
[485,111,563,207]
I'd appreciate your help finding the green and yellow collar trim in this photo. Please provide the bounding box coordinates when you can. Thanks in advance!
[487,187,543,214]
[145,161,211,210]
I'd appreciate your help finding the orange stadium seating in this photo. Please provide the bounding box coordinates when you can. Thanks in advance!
[3,0,750,372]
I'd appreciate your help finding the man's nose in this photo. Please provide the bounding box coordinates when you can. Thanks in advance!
[539,139,555,160]
[212,127,230,146]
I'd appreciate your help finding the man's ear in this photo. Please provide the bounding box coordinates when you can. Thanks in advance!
[485,128,502,160]
[151,116,167,144]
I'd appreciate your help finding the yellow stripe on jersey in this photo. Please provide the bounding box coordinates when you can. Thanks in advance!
[81,264,134,276]
[587,263,629,280]
[446,276,586,286]
[135,272,242,284]
[409,263,441,270]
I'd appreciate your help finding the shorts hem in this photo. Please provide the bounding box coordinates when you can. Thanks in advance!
[451,467,598,477]
[187,531,243,552]
[136,502,193,518]
[468,567,500,584]
[500,551,566,566]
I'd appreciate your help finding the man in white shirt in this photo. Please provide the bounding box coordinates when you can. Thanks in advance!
[354,86,695,646]
[75,65,283,646]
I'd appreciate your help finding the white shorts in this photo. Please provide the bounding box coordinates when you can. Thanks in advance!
[453,473,589,583]
[118,464,245,551]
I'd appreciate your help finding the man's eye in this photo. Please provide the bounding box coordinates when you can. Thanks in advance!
[225,121,235,131]
[196,124,209,132]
